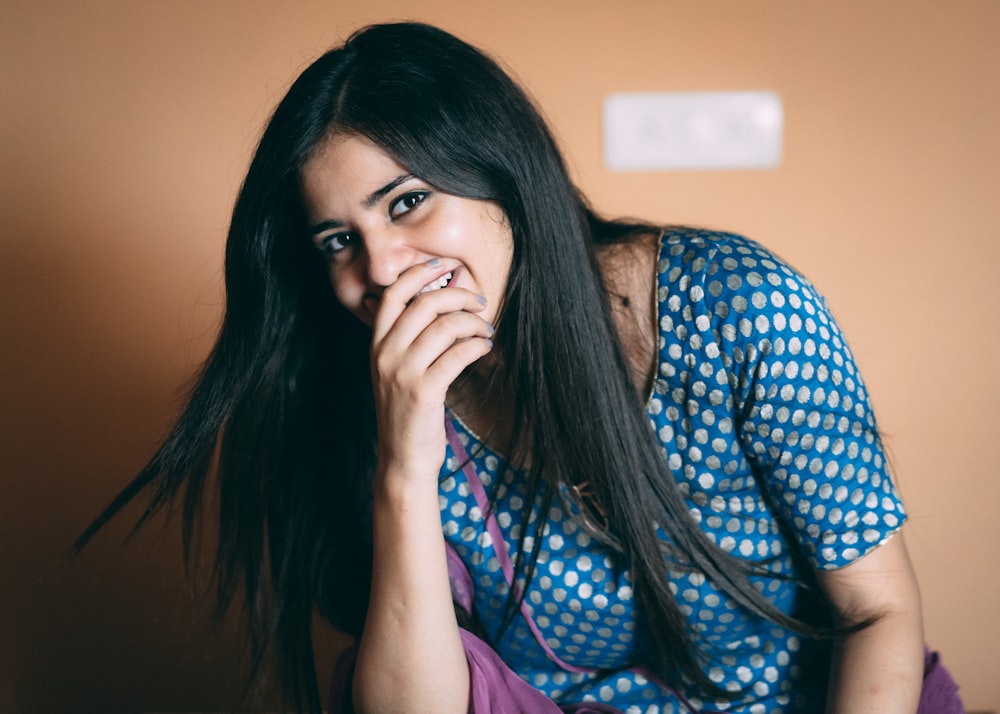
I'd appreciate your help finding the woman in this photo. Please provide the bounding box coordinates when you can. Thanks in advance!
[77,21,939,714]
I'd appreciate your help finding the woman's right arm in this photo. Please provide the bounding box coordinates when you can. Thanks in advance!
[354,462,470,713]
[351,260,494,714]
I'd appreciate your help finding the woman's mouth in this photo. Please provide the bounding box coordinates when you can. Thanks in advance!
[417,271,454,295]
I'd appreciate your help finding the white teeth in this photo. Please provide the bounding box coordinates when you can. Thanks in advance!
[418,271,453,295]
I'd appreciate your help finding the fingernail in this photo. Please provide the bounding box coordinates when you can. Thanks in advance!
[485,338,494,349]
[486,323,495,336]
[427,257,441,267]
[475,294,487,305]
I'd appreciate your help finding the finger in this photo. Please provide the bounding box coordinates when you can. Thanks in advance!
[374,284,489,349]
[372,259,484,339]
[420,336,496,397]
[374,310,494,386]
[400,310,495,372]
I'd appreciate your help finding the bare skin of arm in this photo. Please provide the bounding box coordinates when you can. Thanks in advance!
[819,533,924,713]
[351,261,493,714]
[354,468,469,714]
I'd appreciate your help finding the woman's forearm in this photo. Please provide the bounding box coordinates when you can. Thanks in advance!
[352,468,470,713]
[825,607,924,713]
[820,534,924,713]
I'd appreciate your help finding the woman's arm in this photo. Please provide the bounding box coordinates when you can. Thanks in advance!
[818,532,924,713]
[353,466,470,713]
[351,261,494,713]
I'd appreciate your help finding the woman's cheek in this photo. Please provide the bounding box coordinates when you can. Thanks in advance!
[329,275,369,324]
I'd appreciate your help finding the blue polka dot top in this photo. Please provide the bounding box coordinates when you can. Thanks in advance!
[438,228,907,713]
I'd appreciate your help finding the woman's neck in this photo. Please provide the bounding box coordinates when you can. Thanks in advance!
[446,357,516,455]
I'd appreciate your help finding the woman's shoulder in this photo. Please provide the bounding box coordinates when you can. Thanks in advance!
[654,226,828,318]
[595,224,766,277]
[597,225,815,314]
[657,226,796,273]
[656,226,813,290]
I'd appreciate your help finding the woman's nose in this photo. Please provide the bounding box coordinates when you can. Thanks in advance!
[363,232,418,288]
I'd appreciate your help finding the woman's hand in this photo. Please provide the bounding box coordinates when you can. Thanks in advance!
[369,258,494,484]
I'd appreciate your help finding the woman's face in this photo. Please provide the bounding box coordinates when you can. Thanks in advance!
[300,133,513,329]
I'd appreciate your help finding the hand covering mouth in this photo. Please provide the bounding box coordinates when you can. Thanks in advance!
[364,270,454,314]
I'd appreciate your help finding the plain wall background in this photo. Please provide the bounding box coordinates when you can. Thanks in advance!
[2,1,997,711]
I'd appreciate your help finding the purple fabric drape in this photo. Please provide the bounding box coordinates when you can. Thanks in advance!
[919,647,965,713]
[326,630,624,713]
[461,629,587,713]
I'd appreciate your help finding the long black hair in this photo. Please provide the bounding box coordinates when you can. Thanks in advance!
[75,22,845,712]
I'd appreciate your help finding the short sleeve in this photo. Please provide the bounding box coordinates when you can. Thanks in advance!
[702,237,907,570]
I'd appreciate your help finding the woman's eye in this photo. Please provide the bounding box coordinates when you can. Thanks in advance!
[389,191,429,219]
[319,232,356,257]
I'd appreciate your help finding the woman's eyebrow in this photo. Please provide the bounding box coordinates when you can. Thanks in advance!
[309,219,343,236]
[364,173,416,209]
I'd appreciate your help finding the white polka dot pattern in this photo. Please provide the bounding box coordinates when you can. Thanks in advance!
[438,229,906,713]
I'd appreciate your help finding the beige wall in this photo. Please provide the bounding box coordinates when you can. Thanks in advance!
[2,1,997,711]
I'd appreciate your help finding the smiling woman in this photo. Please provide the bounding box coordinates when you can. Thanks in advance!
[301,133,512,330]
[73,21,958,714]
